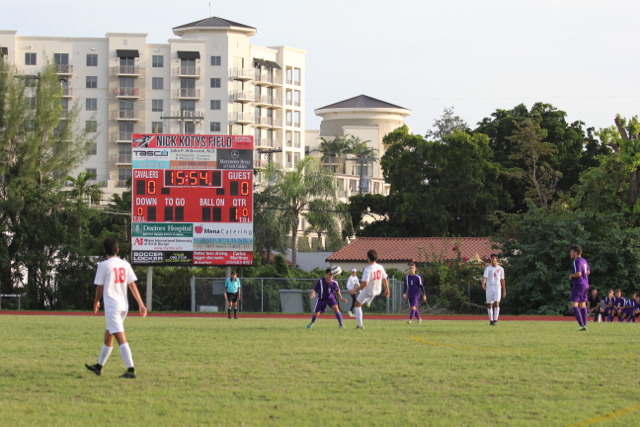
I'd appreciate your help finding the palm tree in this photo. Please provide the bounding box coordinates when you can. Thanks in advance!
[302,200,341,251]
[313,134,351,173]
[264,156,338,268]
[65,170,103,206]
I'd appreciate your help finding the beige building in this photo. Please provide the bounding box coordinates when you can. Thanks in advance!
[306,94,411,201]
[0,17,305,202]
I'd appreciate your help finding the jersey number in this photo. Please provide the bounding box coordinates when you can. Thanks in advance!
[113,267,126,284]
[373,271,382,280]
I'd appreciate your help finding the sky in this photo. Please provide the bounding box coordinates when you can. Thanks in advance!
[3,0,639,136]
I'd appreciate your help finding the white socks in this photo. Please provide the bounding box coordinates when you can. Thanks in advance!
[487,308,494,321]
[355,307,363,327]
[98,345,113,366]
[119,343,134,369]
[494,307,500,321]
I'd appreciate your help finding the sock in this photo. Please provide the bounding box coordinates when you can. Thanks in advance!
[409,309,415,320]
[572,307,584,327]
[487,308,494,321]
[415,310,421,320]
[494,307,500,321]
[98,345,113,366]
[608,312,613,322]
[335,311,343,326]
[311,315,317,323]
[119,343,134,369]
[355,307,363,327]
[127,367,135,373]
[228,308,231,318]
[581,307,588,324]
[233,308,237,317]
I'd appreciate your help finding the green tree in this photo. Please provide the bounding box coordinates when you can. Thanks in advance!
[262,156,339,268]
[313,134,351,173]
[253,188,289,263]
[0,58,93,295]
[424,106,470,141]
[66,170,103,206]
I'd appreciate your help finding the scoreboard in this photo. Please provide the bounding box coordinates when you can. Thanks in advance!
[131,134,254,266]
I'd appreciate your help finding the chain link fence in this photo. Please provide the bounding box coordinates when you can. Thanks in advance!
[191,277,403,314]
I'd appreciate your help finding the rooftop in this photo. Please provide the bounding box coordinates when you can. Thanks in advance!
[326,237,497,264]
[315,95,410,112]
[173,17,256,36]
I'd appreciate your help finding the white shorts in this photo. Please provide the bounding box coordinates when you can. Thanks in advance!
[486,287,501,304]
[105,310,127,334]
[357,286,380,306]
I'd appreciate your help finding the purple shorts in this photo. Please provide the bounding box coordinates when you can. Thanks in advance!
[570,285,589,303]
[314,297,337,313]
[407,292,421,307]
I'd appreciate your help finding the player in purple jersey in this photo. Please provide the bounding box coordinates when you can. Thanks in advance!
[612,289,626,322]
[569,245,590,331]
[307,268,348,329]
[403,262,427,324]
[622,292,637,322]
[602,289,615,322]
[634,294,640,321]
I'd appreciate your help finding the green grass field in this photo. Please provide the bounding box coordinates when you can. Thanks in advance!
[0,315,638,427]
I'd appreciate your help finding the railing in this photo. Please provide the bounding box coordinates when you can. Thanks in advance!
[293,80,301,86]
[294,101,300,107]
[254,94,270,104]
[115,180,129,188]
[56,64,73,74]
[177,88,200,98]
[255,138,275,148]
[115,132,132,141]
[254,73,283,85]
[285,162,293,169]
[163,110,204,119]
[286,78,293,85]
[59,110,69,119]
[115,110,139,120]
[177,66,200,76]
[61,87,72,97]
[115,87,139,97]
[272,118,283,127]
[116,154,132,163]
[286,99,292,106]
[230,90,254,101]
[229,68,254,79]
[294,140,301,148]
[271,97,283,106]
[286,120,293,127]
[118,65,140,75]
[286,140,292,147]
[229,112,254,123]
[293,122,301,128]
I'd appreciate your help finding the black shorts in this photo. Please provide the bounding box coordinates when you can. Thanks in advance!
[226,292,239,303]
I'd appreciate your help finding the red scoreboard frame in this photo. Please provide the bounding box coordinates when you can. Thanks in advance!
[131,134,254,266]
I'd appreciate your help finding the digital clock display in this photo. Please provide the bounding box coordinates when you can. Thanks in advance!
[130,134,254,267]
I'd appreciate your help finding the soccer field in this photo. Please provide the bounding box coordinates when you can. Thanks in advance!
[0,315,636,427]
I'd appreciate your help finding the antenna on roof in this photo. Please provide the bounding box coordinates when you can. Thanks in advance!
[208,2,211,17]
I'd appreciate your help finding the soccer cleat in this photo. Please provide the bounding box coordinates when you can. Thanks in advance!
[407,320,412,324]
[348,311,355,318]
[417,318,422,324]
[85,363,102,376]
[119,372,136,379]
[489,321,494,326]
[580,326,588,331]
[366,302,371,308]
[493,321,498,325]
[339,325,346,329]
[356,325,364,329]
[306,323,313,329]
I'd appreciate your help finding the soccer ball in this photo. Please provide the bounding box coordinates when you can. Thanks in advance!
[330,265,342,276]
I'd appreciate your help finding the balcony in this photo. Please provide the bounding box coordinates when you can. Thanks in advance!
[286,99,292,106]
[115,87,140,98]
[176,66,201,78]
[114,110,139,121]
[286,120,293,127]
[294,139,301,148]
[116,154,132,164]
[176,88,201,99]
[293,80,301,86]
[114,132,133,142]
[285,139,292,147]
[115,65,141,76]
[56,64,73,75]
[255,116,283,128]
[255,138,276,148]
[59,110,69,120]
[115,180,129,188]
[254,94,271,106]
[61,87,72,97]
[254,73,283,86]
[163,111,204,120]
[293,122,301,128]
[229,68,254,80]
[230,90,254,102]
[228,112,254,124]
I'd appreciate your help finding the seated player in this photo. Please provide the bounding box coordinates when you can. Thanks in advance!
[587,288,600,322]
[613,289,626,322]
[602,289,615,322]
[634,294,640,322]
[307,268,348,329]
[623,292,637,323]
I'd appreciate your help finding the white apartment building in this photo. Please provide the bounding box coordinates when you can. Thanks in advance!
[0,17,306,201]
[306,94,411,202]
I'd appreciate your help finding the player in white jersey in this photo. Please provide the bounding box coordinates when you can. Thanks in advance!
[85,237,147,378]
[482,254,506,326]
[349,249,390,329]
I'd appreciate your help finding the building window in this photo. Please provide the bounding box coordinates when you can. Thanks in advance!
[211,56,221,66]
[118,168,131,183]
[25,52,36,65]
[152,77,163,90]
[86,76,97,88]
[54,53,69,65]
[86,168,97,178]
[184,122,195,134]
[151,121,163,133]
[86,54,98,66]
[152,99,163,112]
[87,143,97,155]
[210,122,221,132]
[86,120,97,133]
[152,55,163,68]
[210,78,221,88]
[86,98,97,111]
[210,100,221,110]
